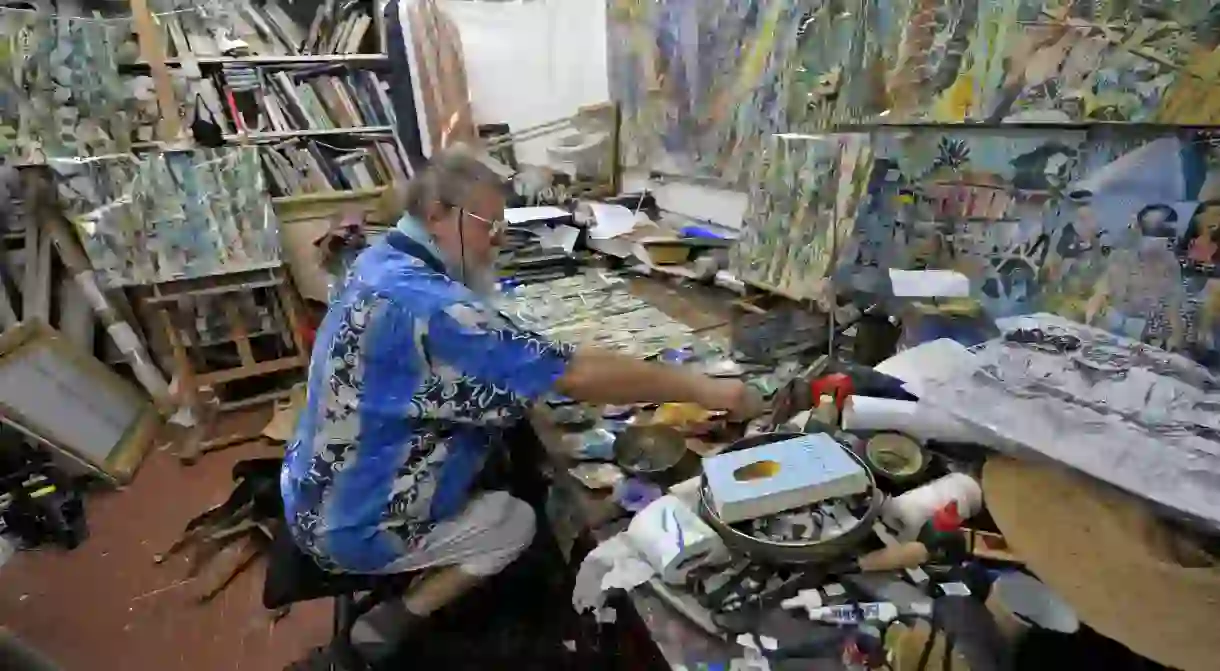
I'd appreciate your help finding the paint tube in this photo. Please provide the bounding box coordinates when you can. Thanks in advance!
[804,602,899,625]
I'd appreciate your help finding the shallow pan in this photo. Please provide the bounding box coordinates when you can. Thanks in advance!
[697,431,883,564]
[614,425,687,476]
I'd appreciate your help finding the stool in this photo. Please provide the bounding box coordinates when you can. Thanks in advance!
[263,523,417,670]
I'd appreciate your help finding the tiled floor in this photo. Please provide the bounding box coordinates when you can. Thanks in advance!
[0,410,330,671]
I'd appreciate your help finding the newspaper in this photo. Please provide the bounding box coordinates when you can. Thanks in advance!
[921,314,1220,529]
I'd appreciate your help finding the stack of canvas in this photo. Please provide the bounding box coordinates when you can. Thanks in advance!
[386,0,476,165]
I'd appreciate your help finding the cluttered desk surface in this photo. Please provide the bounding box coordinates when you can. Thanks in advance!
[526,274,863,670]
[512,262,1220,671]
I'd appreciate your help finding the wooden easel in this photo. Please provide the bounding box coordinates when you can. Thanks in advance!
[142,266,308,464]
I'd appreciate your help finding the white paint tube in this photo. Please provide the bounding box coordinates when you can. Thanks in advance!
[804,602,899,625]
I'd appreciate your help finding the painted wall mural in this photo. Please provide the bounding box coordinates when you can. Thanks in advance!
[838,128,1220,367]
[607,0,1220,368]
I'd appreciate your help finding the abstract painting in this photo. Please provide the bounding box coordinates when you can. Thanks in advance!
[67,147,282,287]
[0,8,139,163]
[606,0,817,185]
[842,0,1220,125]
[732,133,872,302]
[610,1,1220,140]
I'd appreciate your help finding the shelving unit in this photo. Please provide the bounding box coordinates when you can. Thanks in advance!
[114,0,401,452]
[122,0,407,202]
[222,125,394,143]
[125,53,391,68]
[0,0,416,463]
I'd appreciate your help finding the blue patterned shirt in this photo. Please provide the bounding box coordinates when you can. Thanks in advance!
[281,234,573,573]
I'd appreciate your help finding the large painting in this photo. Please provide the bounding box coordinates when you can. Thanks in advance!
[607,1,1220,368]
[609,1,1220,151]
[0,8,139,163]
[841,128,1220,367]
[733,133,872,301]
[844,0,1220,125]
[68,147,282,287]
[606,0,818,184]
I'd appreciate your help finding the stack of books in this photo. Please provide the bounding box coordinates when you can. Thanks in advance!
[184,62,407,195]
[146,0,408,195]
[236,67,396,133]
[260,139,407,196]
[162,0,377,58]
[188,65,396,135]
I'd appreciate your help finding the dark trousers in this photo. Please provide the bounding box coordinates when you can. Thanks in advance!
[0,629,62,671]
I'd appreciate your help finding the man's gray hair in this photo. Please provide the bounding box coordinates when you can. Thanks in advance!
[401,144,505,219]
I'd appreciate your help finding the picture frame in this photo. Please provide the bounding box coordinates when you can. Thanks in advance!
[0,321,160,484]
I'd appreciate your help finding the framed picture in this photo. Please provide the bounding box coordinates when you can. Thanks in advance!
[0,321,160,484]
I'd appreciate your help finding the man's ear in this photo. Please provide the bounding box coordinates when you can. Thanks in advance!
[422,200,452,227]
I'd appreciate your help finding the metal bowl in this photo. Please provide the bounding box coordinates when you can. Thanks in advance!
[697,431,883,564]
[614,425,687,476]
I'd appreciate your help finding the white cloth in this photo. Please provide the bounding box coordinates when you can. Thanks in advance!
[384,491,536,577]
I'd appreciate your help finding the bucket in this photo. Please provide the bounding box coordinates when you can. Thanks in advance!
[985,572,1079,645]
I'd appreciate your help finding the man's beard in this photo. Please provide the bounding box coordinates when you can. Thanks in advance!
[443,247,499,300]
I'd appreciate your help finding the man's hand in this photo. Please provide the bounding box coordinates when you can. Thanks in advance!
[557,347,770,414]
[699,379,767,422]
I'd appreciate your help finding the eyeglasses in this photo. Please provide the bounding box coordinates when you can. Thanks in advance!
[459,209,507,237]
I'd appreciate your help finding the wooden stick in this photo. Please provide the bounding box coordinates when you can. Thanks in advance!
[21,214,38,320]
[192,534,262,603]
[274,280,310,357]
[157,306,204,464]
[197,356,304,387]
[222,301,256,366]
[129,0,184,143]
[20,168,174,412]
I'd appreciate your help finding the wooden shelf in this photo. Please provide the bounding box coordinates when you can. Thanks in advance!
[222,126,395,143]
[272,186,387,207]
[123,53,390,69]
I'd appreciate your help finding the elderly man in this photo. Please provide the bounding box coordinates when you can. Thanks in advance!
[281,147,760,668]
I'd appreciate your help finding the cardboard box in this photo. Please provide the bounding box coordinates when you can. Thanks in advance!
[703,433,869,523]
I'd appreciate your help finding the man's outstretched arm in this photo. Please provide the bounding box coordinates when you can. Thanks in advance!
[424,299,760,418]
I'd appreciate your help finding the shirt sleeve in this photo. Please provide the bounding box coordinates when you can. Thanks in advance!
[424,298,575,405]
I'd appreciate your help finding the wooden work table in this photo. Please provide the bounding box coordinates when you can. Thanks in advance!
[529,274,733,537]
[528,275,736,670]
[528,275,839,670]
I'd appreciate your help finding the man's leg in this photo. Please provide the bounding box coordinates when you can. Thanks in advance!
[349,491,537,661]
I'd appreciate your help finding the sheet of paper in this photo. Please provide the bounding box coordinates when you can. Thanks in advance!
[889,269,970,298]
[875,338,976,396]
[588,203,639,240]
[505,206,571,225]
[534,224,580,253]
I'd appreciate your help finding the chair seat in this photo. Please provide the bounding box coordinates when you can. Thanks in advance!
[263,522,409,610]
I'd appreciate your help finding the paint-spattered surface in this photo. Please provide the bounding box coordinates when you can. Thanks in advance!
[0,417,331,671]
[0,408,592,670]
